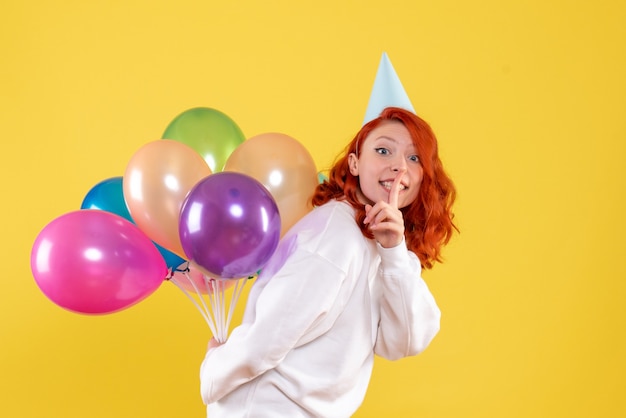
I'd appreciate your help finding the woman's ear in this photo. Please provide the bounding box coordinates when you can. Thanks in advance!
[348,153,359,176]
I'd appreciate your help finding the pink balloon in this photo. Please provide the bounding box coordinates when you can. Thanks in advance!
[31,210,168,315]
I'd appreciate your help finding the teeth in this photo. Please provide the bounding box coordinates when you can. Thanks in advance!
[381,181,406,190]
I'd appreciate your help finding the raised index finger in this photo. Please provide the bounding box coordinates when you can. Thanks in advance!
[388,169,406,209]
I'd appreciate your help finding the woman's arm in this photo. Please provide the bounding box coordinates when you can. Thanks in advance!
[374,240,441,360]
[199,248,349,404]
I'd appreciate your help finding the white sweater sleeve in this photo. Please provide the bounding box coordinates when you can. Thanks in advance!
[200,247,348,405]
[374,240,441,360]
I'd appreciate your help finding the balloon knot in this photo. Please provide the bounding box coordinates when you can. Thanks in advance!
[173,261,191,274]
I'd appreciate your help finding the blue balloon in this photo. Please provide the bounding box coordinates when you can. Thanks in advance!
[81,177,186,269]
[156,244,186,271]
[82,177,133,221]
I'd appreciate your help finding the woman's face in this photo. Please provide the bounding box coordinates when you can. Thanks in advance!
[348,120,423,209]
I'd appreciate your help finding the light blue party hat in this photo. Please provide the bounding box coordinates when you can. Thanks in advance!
[363,52,416,125]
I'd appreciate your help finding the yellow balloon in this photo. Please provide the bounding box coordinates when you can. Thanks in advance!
[224,133,318,236]
[123,140,212,257]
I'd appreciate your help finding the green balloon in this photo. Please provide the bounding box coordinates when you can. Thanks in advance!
[162,107,245,172]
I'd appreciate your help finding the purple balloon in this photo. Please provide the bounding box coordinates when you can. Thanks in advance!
[179,172,281,278]
[31,210,167,315]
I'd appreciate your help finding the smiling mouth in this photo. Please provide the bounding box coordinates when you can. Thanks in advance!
[380,181,407,191]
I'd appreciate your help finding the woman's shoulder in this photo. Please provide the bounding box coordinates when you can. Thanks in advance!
[261,200,372,278]
[298,200,357,231]
[286,200,366,253]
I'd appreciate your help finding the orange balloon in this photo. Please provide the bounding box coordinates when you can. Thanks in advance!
[123,140,212,257]
[224,133,318,236]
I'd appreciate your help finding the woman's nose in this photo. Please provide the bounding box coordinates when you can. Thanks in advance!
[391,156,407,172]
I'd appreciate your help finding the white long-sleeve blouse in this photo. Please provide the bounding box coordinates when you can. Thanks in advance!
[200,200,440,417]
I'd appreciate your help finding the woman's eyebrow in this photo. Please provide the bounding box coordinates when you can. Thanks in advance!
[373,135,399,143]
[374,136,416,151]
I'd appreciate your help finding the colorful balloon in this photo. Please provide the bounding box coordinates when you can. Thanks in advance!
[224,132,318,236]
[162,107,245,172]
[30,210,167,315]
[81,176,185,269]
[179,172,281,279]
[82,177,130,219]
[123,140,212,258]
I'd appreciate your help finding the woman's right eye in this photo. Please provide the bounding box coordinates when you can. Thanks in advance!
[374,147,389,155]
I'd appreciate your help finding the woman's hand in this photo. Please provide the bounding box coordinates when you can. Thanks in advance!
[363,170,406,248]
[207,337,224,351]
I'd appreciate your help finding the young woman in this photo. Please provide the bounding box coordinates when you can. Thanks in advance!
[200,106,457,417]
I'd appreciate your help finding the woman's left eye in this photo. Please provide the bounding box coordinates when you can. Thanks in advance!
[409,155,420,163]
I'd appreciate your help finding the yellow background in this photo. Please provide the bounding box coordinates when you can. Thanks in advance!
[2,0,625,417]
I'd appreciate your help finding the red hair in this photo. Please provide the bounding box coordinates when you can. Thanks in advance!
[312,107,457,269]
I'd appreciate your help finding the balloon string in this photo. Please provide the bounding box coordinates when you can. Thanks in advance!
[202,277,220,342]
[203,276,222,342]
[225,278,247,334]
[178,271,221,340]
[169,277,218,337]
[182,271,213,326]
[204,276,225,343]
[171,272,252,343]
[219,282,227,341]
[200,275,220,340]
